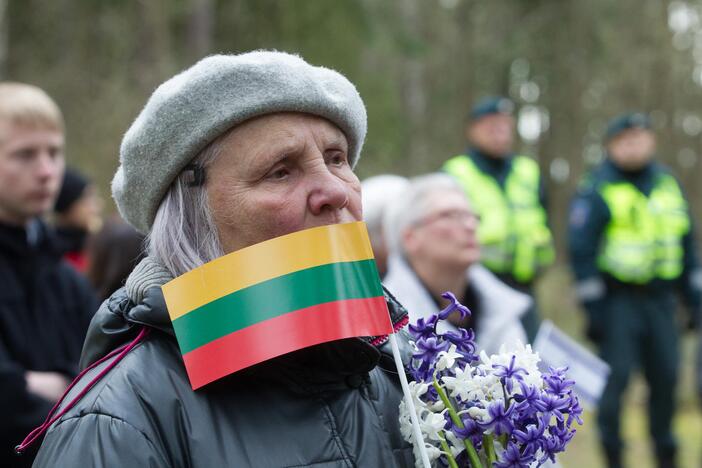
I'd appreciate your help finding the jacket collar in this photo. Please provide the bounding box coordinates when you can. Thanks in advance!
[0,218,59,259]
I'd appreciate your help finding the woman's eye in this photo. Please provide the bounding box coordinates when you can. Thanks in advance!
[267,167,289,180]
[327,152,347,167]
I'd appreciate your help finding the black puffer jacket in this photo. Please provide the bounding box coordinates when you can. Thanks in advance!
[33,284,415,467]
[0,220,97,468]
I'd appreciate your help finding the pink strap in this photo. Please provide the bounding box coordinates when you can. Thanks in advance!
[370,314,409,347]
[15,327,151,454]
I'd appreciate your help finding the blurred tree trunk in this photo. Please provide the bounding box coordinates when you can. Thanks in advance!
[0,0,7,79]
[135,0,173,92]
[397,0,428,173]
[533,1,588,258]
[187,0,214,62]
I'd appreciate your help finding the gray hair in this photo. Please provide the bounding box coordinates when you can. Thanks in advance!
[383,173,467,256]
[361,174,409,249]
[146,136,226,277]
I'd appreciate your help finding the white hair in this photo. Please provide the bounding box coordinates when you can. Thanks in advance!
[361,174,409,249]
[147,136,226,277]
[383,172,467,256]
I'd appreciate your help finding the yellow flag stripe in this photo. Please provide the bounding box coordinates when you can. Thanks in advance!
[162,221,374,320]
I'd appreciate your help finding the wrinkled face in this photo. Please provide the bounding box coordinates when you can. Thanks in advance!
[206,113,362,254]
[403,190,480,270]
[0,121,65,225]
[606,128,656,171]
[467,113,515,158]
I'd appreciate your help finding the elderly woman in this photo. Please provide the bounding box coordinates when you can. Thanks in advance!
[383,173,529,355]
[31,52,412,467]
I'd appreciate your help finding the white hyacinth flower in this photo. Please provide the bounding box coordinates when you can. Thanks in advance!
[466,405,489,423]
[442,366,485,402]
[477,342,544,395]
[435,344,464,371]
[413,443,442,468]
[421,410,448,441]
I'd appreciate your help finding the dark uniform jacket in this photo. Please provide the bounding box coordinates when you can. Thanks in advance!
[0,220,97,467]
[33,283,415,467]
[568,160,701,328]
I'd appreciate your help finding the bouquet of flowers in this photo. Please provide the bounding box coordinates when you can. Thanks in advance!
[399,293,583,468]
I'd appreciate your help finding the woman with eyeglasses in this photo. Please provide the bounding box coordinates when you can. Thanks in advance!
[382,173,529,354]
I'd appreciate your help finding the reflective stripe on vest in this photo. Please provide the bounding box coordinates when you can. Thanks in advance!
[443,154,554,282]
[597,174,690,284]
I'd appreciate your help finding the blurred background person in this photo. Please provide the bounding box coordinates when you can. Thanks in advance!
[85,216,145,302]
[0,83,97,467]
[383,173,529,354]
[361,174,408,278]
[53,167,103,272]
[442,96,554,342]
[568,113,701,468]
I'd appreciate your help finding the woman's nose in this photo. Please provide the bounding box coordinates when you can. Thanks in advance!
[307,167,349,216]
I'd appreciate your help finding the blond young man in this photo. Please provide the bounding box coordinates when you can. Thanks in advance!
[0,83,96,467]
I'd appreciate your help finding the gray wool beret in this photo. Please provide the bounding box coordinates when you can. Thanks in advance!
[112,50,367,234]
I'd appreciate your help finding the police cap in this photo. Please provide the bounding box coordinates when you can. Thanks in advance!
[468,96,515,121]
[605,112,652,141]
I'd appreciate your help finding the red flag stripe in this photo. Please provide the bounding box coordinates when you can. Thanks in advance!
[182,296,392,389]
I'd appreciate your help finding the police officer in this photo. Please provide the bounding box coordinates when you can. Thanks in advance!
[443,96,554,341]
[568,113,701,468]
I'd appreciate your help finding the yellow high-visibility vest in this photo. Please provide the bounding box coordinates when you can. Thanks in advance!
[443,154,554,282]
[597,174,689,284]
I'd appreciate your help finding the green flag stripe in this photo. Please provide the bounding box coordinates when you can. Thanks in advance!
[172,259,383,354]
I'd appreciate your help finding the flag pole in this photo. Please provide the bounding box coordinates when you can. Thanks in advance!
[389,333,432,468]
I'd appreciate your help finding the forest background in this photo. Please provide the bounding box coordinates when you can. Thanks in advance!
[2,1,702,466]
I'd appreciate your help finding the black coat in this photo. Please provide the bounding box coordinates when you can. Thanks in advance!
[33,286,415,467]
[0,220,97,467]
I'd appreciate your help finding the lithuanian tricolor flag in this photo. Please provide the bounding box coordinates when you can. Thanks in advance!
[162,221,393,390]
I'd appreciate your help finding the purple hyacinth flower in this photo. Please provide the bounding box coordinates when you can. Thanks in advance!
[543,367,576,396]
[408,315,439,341]
[513,421,546,454]
[410,336,449,381]
[513,380,541,415]
[425,383,440,403]
[438,291,471,320]
[441,328,478,361]
[566,393,584,426]
[449,413,484,448]
[494,441,535,468]
[480,400,515,436]
[493,354,527,393]
[537,393,572,423]
[539,425,575,464]
[413,336,450,362]
[539,436,562,465]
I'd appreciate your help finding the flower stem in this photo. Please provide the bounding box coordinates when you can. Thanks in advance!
[439,434,459,468]
[463,440,483,468]
[432,377,483,468]
[482,434,497,464]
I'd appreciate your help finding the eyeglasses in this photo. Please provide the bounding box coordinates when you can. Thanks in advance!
[414,209,480,227]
